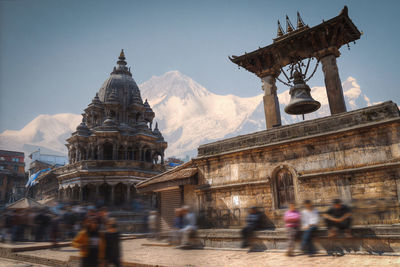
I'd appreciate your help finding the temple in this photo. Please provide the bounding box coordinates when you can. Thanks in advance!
[138,7,400,253]
[55,50,167,206]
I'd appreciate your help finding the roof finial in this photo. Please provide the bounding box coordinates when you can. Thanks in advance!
[117,49,127,66]
[155,122,158,130]
[277,20,285,37]
[297,12,305,28]
[286,15,294,33]
[119,49,125,59]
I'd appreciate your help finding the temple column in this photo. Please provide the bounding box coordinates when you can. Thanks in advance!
[124,147,128,160]
[126,184,131,203]
[318,47,347,114]
[95,184,100,201]
[261,75,282,129]
[111,185,115,206]
[113,144,118,160]
[79,186,83,202]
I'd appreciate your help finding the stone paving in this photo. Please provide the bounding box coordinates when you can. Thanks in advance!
[3,239,398,267]
[0,257,46,267]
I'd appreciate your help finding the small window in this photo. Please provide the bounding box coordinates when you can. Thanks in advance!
[275,168,295,209]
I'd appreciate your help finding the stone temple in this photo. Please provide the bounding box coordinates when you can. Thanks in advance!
[55,50,167,206]
[138,7,400,253]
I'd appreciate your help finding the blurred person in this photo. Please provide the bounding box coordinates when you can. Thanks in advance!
[0,210,7,242]
[63,207,77,239]
[284,202,301,256]
[322,199,352,238]
[301,200,319,256]
[50,214,61,249]
[147,210,158,239]
[179,206,198,247]
[241,207,262,248]
[27,208,37,241]
[34,208,51,242]
[4,210,13,242]
[11,210,23,242]
[72,217,105,267]
[105,218,121,267]
[97,207,109,230]
[169,208,183,245]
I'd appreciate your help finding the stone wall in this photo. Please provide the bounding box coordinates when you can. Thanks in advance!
[194,102,400,228]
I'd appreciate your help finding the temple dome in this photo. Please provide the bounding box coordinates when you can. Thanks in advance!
[97,50,143,106]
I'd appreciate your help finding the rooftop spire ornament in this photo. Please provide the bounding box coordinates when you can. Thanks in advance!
[286,15,294,33]
[297,12,305,28]
[277,20,285,37]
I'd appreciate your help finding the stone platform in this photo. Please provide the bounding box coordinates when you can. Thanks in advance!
[196,225,400,255]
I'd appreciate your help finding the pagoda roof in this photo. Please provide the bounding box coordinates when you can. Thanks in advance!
[229,6,361,78]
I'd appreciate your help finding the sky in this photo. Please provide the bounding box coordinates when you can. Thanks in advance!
[0,0,399,132]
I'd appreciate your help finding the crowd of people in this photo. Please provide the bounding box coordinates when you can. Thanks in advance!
[0,204,121,267]
[1,198,354,264]
[240,199,352,256]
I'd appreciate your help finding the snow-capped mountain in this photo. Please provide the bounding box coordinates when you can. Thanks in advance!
[0,71,373,164]
[140,71,260,157]
[0,114,82,164]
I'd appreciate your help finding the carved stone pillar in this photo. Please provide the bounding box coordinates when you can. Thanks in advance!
[319,48,347,114]
[261,75,282,129]
[98,145,103,160]
[111,185,115,206]
[95,184,100,200]
[126,184,131,203]
[113,143,118,160]
[79,186,83,202]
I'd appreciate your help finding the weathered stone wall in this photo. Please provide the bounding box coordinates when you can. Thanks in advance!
[194,102,400,228]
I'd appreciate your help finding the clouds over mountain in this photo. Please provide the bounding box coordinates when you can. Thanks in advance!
[0,71,374,163]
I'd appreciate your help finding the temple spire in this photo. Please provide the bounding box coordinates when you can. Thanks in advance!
[297,12,305,28]
[286,15,294,33]
[277,20,285,37]
[117,49,127,66]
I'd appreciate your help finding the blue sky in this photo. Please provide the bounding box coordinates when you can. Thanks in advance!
[0,0,399,132]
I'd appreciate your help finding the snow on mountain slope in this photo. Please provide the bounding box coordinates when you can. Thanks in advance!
[0,113,81,163]
[0,71,373,163]
[140,71,261,157]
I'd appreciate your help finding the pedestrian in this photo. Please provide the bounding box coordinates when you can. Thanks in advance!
[105,218,121,267]
[284,202,301,256]
[147,210,158,239]
[322,199,352,238]
[72,217,105,267]
[179,206,198,247]
[300,200,319,256]
[241,207,261,248]
[50,214,61,249]
[169,208,183,245]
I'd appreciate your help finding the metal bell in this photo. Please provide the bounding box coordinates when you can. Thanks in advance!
[284,70,321,115]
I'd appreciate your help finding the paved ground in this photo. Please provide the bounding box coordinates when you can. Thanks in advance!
[7,239,399,267]
[0,257,46,267]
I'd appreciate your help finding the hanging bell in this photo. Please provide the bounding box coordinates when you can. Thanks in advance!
[284,70,321,115]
